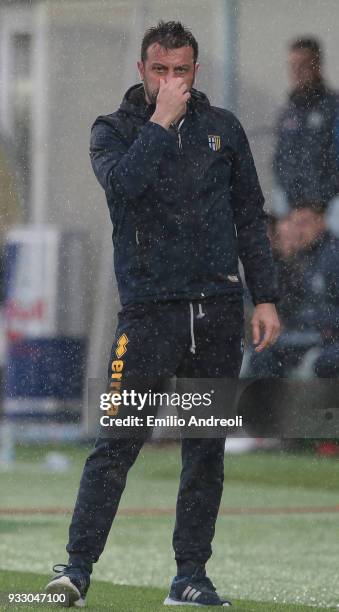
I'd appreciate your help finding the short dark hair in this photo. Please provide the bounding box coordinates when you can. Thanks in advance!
[141,21,198,63]
[289,37,322,64]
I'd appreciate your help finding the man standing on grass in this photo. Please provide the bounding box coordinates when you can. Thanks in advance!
[46,21,280,607]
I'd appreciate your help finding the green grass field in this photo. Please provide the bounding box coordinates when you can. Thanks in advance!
[1,443,339,610]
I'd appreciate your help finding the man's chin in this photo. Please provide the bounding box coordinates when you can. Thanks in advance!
[149,91,159,105]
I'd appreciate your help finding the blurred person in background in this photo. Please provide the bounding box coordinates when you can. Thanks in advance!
[249,200,339,378]
[272,37,339,215]
[45,20,280,608]
[0,137,22,372]
[265,213,302,327]
[0,137,22,299]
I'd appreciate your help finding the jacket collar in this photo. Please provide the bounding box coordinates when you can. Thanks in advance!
[289,79,330,109]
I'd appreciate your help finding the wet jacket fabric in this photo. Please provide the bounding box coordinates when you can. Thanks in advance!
[90,83,278,307]
[296,232,339,337]
[278,232,339,337]
[273,81,339,205]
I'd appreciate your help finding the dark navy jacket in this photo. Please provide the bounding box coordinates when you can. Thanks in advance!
[273,82,339,205]
[90,84,278,307]
[285,232,339,338]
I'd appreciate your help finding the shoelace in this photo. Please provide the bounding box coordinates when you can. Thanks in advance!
[52,564,88,593]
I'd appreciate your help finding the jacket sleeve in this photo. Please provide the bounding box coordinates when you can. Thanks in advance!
[296,248,339,334]
[230,118,279,305]
[334,107,339,169]
[90,117,177,200]
[272,110,284,188]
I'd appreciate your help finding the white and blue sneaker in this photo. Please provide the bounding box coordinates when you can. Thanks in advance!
[164,568,231,607]
[45,564,90,607]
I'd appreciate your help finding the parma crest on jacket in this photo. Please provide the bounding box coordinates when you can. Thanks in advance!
[208,134,221,151]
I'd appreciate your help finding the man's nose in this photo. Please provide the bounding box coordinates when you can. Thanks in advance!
[164,71,180,83]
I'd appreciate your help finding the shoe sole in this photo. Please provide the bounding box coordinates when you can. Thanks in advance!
[164,598,202,607]
[164,597,231,607]
[45,576,85,608]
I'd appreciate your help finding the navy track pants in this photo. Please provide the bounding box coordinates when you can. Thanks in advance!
[66,296,244,572]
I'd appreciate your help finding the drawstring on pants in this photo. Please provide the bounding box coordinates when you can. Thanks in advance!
[197,303,206,319]
[189,302,206,354]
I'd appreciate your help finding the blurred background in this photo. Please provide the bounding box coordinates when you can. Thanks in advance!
[1,0,339,441]
[0,2,339,608]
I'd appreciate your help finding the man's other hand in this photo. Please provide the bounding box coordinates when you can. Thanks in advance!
[251,303,281,352]
[150,78,191,129]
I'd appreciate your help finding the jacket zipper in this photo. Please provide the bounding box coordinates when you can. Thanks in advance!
[171,117,185,151]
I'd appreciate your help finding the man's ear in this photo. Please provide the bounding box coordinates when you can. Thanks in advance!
[192,62,200,87]
[137,61,144,81]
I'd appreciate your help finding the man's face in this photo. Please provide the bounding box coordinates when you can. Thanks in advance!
[137,43,199,104]
[288,48,321,90]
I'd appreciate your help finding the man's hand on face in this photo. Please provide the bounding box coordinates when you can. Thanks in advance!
[150,78,191,130]
[251,303,281,353]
